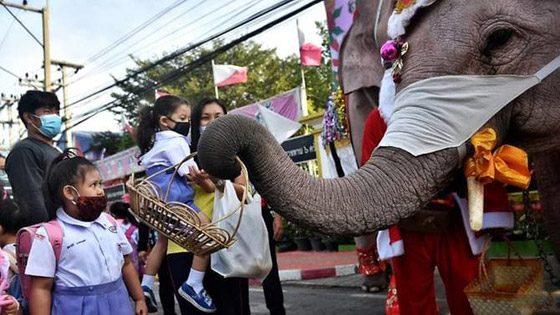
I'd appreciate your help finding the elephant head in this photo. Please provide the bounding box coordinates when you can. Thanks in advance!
[198,0,560,256]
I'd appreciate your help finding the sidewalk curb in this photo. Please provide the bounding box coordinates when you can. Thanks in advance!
[249,264,358,286]
[279,263,358,282]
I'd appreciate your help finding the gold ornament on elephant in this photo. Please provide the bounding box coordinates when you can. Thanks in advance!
[463,128,531,231]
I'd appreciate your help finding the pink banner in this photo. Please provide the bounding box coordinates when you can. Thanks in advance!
[229,87,301,121]
[95,146,144,182]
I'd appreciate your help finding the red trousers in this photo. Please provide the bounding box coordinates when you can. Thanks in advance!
[392,212,479,315]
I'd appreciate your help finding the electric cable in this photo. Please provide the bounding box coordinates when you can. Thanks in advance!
[62,0,322,132]
[65,0,297,108]
[1,3,43,47]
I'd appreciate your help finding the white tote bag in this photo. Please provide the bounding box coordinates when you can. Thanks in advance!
[211,180,272,281]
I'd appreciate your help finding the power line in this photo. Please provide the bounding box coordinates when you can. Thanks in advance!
[85,0,189,64]
[62,0,322,132]
[1,2,43,47]
[65,0,246,97]
[65,0,298,109]
[0,10,18,53]
[65,0,216,87]
[0,65,21,79]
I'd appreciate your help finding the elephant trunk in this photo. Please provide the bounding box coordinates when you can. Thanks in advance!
[198,115,459,235]
[534,150,560,260]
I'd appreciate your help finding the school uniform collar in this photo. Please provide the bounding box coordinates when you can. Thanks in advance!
[56,208,112,229]
[155,130,186,141]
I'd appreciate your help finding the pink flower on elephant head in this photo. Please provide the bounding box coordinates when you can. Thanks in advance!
[380,41,400,62]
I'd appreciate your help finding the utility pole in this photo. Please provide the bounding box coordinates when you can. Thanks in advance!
[0,94,19,148]
[51,60,83,148]
[0,1,51,91]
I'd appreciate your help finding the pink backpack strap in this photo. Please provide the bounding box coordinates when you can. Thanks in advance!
[42,220,64,262]
[124,224,137,240]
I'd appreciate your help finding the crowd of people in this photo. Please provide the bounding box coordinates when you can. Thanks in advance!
[0,90,287,315]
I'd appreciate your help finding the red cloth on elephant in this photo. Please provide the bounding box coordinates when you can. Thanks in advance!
[392,210,479,315]
[360,108,387,166]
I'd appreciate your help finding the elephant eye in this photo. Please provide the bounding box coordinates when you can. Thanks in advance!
[482,28,515,57]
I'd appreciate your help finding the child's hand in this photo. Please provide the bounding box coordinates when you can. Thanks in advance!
[135,299,148,315]
[138,251,148,264]
[0,296,18,315]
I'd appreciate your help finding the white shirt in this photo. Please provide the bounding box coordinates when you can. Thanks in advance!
[25,209,133,287]
[139,130,197,177]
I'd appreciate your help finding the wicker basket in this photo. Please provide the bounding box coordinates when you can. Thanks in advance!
[464,238,552,315]
[127,153,248,256]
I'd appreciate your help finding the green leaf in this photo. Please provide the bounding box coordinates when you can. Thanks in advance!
[332,27,344,36]
[333,6,342,19]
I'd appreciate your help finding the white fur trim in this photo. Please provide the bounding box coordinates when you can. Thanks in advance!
[387,0,437,39]
[378,69,395,124]
[454,193,488,255]
[376,229,405,260]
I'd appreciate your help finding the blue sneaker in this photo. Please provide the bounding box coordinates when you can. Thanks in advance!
[178,282,216,313]
[142,285,158,313]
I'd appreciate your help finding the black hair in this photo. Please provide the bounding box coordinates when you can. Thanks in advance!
[0,198,26,234]
[109,202,138,226]
[135,95,189,156]
[42,149,98,220]
[18,90,60,126]
[190,97,227,152]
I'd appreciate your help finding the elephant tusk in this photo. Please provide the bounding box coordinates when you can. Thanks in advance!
[467,176,484,232]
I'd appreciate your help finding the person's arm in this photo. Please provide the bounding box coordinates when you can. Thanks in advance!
[272,214,284,242]
[5,148,49,224]
[29,276,53,315]
[122,256,147,315]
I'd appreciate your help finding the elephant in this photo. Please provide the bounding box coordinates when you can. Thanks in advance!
[197,0,560,261]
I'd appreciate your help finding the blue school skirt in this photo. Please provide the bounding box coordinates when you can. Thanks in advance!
[146,166,200,212]
[51,277,132,315]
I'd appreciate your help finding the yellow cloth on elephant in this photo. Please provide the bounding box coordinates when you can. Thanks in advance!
[463,128,531,189]
[167,185,215,255]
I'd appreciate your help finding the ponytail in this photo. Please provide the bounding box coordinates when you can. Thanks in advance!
[136,105,157,156]
[135,95,190,156]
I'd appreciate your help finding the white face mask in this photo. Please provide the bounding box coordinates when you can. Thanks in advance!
[378,55,560,157]
[199,125,207,135]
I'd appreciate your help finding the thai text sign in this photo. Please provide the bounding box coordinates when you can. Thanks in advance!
[281,134,316,163]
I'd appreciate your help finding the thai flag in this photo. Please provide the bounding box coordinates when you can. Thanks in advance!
[212,64,248,87]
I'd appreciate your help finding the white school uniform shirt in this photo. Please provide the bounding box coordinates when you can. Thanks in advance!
[139,130,197,177]
[25,208,132,287]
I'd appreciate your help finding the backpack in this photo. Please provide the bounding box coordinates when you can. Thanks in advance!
[123,224,144,277]
[15,213,117,300]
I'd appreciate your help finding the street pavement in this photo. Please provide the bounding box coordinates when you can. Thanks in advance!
[153,273,449,314]
[152,250,560,314]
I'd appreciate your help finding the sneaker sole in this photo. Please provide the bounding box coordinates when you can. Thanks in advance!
[178,287,216,313]
[144,294,158,313]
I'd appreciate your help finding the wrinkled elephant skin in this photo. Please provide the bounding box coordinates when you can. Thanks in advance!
[198,0,560,258]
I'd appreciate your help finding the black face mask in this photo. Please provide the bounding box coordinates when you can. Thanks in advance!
[168,118,191,137]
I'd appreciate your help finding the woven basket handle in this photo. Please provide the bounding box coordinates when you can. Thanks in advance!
[479,235,526,292]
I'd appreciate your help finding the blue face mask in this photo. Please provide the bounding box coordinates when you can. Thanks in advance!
[32,114,62,139]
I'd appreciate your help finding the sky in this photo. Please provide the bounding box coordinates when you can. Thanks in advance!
[0,0,327,149]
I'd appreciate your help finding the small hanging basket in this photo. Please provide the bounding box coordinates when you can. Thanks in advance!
[127,153,248,256]
[464,238,552,315]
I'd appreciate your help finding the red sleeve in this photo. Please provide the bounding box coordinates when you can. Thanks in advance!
[360,108,387,166]
[483,182,512,212]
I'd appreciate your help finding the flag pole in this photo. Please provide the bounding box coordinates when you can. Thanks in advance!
[211,59,219,98]
[296,19,309,117]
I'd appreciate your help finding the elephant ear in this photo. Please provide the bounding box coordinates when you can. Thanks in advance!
[340,0,394,94]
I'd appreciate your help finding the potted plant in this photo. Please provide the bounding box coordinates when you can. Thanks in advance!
[310,233,326,252]
[322,235,339,252]
[293,225,312,251]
